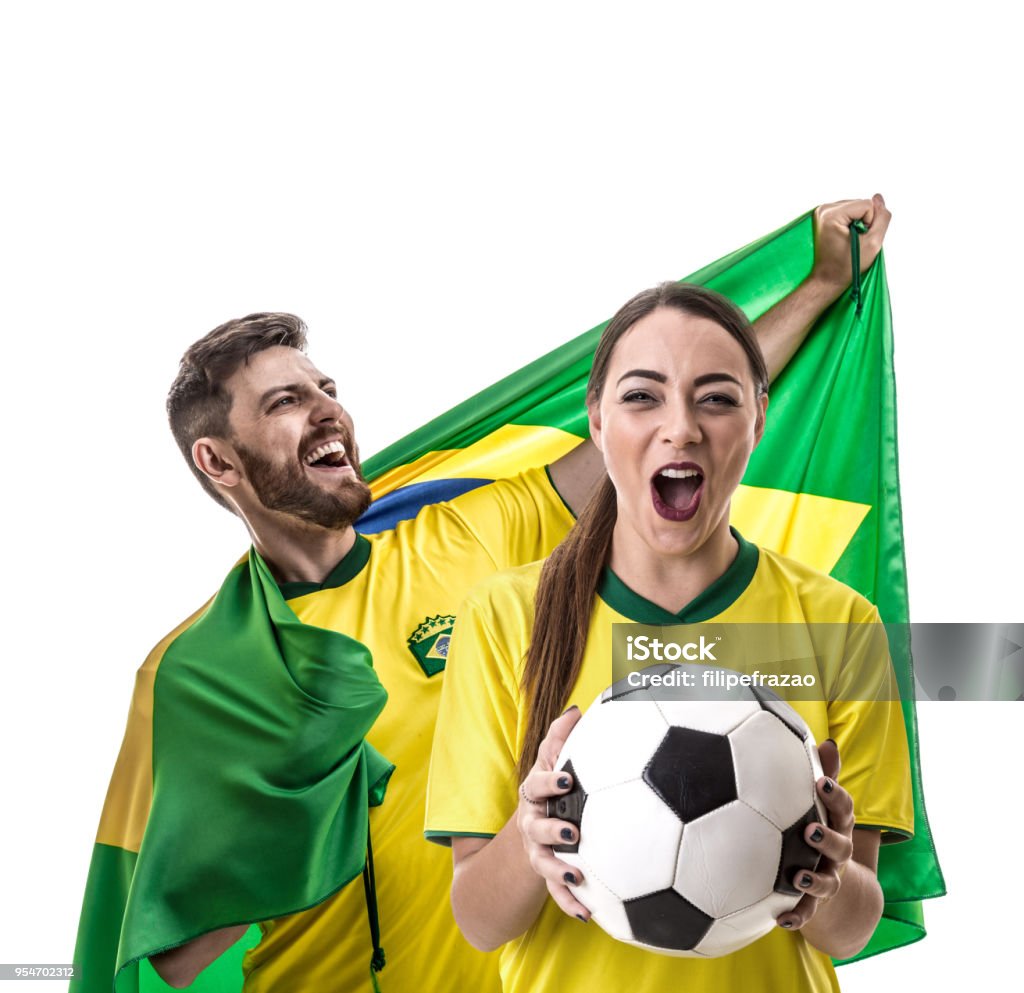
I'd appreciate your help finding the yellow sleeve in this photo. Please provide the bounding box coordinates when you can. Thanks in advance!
[827,605,914,842]
[424,575,531,845]
[437,466,575,572]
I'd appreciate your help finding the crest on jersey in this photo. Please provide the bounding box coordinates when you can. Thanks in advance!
[407,615,456,677]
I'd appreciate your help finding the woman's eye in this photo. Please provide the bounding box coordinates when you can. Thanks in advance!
[622,390,655,403]
[701,393,738,406]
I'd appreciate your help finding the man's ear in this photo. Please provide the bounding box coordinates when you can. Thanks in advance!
[192,437,242,490]
[587,400,604,453]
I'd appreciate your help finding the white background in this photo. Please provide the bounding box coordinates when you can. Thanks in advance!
[2,2,1020,990]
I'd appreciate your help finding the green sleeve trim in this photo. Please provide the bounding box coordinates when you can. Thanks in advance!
[857,822,915,844]
[423,830,497,848]
[543,464,578,520]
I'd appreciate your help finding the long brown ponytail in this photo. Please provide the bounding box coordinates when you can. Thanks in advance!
[516,282,768,780]
[516,477,617,780]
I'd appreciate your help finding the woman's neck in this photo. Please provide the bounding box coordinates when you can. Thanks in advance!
[606,521,739,616]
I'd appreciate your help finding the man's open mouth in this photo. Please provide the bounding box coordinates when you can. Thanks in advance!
[303,440,353,471]
[651,463,703,521]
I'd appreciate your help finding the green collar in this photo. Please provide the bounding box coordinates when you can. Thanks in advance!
[597,529,759,624]
[277,533,372,600]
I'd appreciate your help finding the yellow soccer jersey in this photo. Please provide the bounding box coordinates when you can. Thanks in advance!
[425,532,913,993]
[241,467,574,993]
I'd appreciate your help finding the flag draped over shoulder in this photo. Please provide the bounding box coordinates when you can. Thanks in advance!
[72,551,393,992]
[361,210,944,962]
[74,209,942,992]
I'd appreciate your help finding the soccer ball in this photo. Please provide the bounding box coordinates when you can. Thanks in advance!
[549,663,826,957]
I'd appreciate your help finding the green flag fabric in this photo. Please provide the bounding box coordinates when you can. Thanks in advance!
[72,550,393,992]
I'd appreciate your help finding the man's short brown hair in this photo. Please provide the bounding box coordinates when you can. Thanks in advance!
[166,312,308,510]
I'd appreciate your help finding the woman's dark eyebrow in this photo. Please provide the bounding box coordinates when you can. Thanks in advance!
[616,369,667,386]
[616,370,743,388]
[693,373,742,388]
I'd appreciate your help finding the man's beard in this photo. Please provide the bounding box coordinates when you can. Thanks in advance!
[234,438,373,531]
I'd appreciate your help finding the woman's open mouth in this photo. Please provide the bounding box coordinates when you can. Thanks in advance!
[651,463,703,521]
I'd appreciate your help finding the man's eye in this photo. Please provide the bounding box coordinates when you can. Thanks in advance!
[272,396,296,409]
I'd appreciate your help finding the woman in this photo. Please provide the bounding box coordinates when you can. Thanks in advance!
[424,283,913,993]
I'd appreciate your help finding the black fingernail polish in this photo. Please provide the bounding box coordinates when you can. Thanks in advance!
[576,914,587,922]
[824,738,837,748]
[561,705,580,715]
[560,828,574,842]
[781,920,793,929]
[810,827,824,843]
[564,872,577,885]
[800,874,813,888]
[823,779,834,794]
[557,776,571,790]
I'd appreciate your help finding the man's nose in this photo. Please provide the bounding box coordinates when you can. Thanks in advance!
[312,390,345,424]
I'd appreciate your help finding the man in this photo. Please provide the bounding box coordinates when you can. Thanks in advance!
[73,197,890,993]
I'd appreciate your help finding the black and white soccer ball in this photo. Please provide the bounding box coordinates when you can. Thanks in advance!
[550,663,826,957]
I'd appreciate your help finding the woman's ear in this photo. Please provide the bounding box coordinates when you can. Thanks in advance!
[753,393,769,447]
[587,400,603,452]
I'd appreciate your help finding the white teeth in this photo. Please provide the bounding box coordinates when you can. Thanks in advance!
[659,468,700,479]
[304,440,347,465]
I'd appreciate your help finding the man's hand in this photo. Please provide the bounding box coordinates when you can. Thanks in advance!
[810,194,892,295]
[516,706,592,921]
[752,193,892,381]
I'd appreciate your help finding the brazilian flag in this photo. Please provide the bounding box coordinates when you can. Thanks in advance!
[72,209,943,991]
[71,553,395,992]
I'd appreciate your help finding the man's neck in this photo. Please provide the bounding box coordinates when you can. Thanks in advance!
[245,514,358,586]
